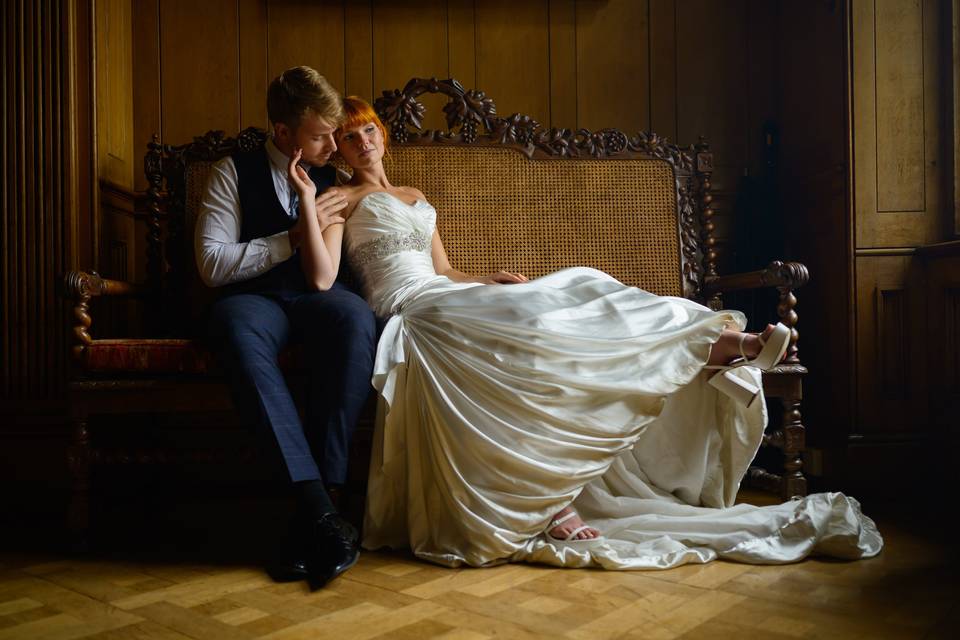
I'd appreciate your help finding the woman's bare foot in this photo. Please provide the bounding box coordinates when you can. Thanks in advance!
[547,506,600,540]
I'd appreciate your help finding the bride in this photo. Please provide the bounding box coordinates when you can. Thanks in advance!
[287,96,882,569]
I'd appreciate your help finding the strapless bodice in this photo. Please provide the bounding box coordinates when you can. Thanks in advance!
[345,191,459,316]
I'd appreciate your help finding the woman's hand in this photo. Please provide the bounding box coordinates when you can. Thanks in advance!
[480,271,528,285]
[314,188,349,232]
[287,148,318,200]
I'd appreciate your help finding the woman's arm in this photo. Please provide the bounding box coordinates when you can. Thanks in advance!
[430,229,527,284]
[288,149,348,290]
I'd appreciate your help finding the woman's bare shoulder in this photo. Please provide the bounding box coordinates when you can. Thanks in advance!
[398,186,426,202]
[328,184,368,219]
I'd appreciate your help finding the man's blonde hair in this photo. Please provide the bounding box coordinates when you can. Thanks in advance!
[267,66,344,129]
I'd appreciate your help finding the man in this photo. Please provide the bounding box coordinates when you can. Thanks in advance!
[195,66,376,589]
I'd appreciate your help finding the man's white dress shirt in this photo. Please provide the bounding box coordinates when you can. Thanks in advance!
[195,138,305,288]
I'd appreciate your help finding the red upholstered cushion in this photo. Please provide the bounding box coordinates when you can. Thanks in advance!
[82,339,212,374]
[81,339,300,374]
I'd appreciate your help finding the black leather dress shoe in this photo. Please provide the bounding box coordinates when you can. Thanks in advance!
[265,515,310,583]
[266,556,309,583]
[306,512,360,591]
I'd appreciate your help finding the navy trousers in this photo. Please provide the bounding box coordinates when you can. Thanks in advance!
[208,283,377,484]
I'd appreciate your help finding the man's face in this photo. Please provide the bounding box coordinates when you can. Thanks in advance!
[276,111,337,166]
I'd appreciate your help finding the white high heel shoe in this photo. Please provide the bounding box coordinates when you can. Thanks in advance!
[705,323,791,408]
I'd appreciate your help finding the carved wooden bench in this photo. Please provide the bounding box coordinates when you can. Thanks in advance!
[63,78,809,539]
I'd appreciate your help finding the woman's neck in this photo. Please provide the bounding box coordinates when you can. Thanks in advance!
[348,164,390,190]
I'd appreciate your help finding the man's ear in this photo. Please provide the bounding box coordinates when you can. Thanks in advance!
[273,122,291,143]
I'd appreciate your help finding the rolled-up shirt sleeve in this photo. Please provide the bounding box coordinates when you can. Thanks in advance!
[194,157,293,287]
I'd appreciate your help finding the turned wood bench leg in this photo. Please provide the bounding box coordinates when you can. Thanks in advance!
[747,377,808,499]
[67,411,91,549]
[780,394,807,499]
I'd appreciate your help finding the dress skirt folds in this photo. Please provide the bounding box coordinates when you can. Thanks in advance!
[345,191,882,569]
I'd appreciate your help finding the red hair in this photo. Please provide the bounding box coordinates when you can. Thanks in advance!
[337,96,388,152]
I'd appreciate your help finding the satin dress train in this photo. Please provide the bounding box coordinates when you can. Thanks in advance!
[344,191,882,569]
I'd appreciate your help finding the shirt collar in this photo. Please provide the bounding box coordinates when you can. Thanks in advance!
[265,137,291,174]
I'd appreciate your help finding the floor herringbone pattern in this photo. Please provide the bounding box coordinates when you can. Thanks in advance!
[1,503,956,639]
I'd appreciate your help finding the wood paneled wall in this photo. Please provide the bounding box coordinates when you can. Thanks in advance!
[126,0,777,201]
[1,0,94,418]
[778,0,852,456]
[850,0,951,442]
[103,0,781,307]
[781,0,957,493]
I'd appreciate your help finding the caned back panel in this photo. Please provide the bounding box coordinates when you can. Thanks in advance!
[383,146,682,296]
[178,145,684,313]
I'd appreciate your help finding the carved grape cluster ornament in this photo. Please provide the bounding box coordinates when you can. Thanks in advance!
[376,88,428,145]
[443,88,496,142]
[367,77,713,298]
[492,114,540,145]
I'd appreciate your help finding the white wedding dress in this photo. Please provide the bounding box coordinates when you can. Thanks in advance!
[345,191,882,569]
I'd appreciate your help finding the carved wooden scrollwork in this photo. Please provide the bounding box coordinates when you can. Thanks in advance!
[373,77,706,296]
[373,77,698,168]
[143,126,269,334]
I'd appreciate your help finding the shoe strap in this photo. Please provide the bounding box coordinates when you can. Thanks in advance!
[738,333,750,361]
[550,511,577,529]
[565,525,592,541]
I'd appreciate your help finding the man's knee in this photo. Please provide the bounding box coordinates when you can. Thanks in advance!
[208,295,288,357]
[297,289,376,344]
[336,295,376,342]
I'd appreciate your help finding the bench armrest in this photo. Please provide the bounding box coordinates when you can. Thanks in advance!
[703,261,809,365]
[702,260,809,295]
[63,270,147,360]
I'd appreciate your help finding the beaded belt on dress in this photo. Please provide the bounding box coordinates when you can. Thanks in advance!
[350,231,431,267]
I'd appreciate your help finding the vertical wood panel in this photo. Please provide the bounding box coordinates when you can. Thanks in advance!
[448,0,476,90]
[239,0,268,129]
[746,0,777,178]
[676,0,748,191]
[344,0,373,100]
[131,0,159,192]
[475,0,550,127]
[1,0,78,410]
[24,0,34,396]
[266,0,344,94]
[875,0,924,212]
[855,255,927,434]
[95,0,133,189]
[160,0,239,143]
[575,0,649,133]
[648,0,677,141]
[954,0,960,235]
[548,0,576,129]
[372,0,448,131]
[2,0,10,394]
[776,0,850,295]
[852,0,944,248]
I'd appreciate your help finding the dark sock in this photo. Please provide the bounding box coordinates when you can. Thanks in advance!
[295,479,336,520]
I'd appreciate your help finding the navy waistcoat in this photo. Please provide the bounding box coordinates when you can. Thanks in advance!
[221,146,338,296]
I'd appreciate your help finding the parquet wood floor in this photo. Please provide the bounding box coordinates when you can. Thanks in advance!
[1,496,956,639]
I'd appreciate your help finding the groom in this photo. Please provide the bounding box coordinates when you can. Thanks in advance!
[195,66,376,589]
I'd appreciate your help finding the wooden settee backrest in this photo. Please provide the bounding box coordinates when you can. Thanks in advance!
[384,146,684,296]
[146,78,714,336]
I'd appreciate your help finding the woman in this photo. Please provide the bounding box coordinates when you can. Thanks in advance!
[287,96,882,569]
